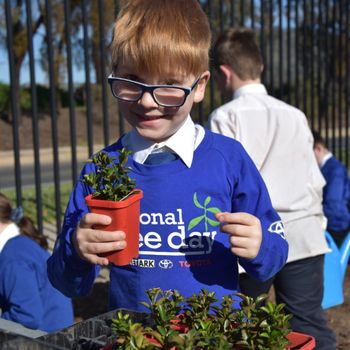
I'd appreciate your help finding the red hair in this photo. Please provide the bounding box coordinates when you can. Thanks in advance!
[110,0,211,77]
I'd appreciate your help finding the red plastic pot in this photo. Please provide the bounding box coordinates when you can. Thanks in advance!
[287,331,316,350]
[144,328,316,350]
[85,190,143,266]
[102,330,315,350]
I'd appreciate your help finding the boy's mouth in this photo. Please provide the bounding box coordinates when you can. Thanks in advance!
[136,113,168,121]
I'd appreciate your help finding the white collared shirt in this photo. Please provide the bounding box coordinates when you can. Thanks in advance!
[233,83,268,100]
[122,115,205,168]
[209,83,329,262]
[0,223,20,253]
[321,152,333,168]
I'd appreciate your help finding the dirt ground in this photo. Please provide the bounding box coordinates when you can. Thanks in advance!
[1,112,350,348]
[0,107,124,151]
[325,268,350,349]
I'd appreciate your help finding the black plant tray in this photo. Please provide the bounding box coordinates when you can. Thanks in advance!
[37,309,150,350]
[0,330,62,350]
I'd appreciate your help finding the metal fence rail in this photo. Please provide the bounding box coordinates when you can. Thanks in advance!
[2,0,349,234]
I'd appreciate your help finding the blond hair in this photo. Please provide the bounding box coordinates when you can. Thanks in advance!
[213,28,263,80]
[110,0,211,77]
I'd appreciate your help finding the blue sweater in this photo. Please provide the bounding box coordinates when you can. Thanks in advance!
[321,156,350,232]
[0,235,74,332]
[48,130,288,311]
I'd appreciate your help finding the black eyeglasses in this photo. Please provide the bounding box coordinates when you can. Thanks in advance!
[107,75,201,107]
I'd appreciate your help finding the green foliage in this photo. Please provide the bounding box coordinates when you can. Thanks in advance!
[0,82,10,115]
[2,183,71,225]
[110,288,292,349]
[229,293,292,350]
[20,87,31,112]
[0,83,30,114]
[111,312,154,349]
[140,289,185,327]
[0,82,65,115]
[81,148,137,201]
[35,85,51,112]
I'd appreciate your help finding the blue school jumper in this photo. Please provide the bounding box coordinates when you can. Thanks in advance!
[48,130,288,311]
[321,156,350,233]
[0,235,74,332]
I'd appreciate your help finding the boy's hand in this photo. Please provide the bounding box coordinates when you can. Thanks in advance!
[72,213,127,266]
[215,212,262,260]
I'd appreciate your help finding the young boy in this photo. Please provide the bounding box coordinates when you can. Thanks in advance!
[47,0,287,312]
[312,130,350,246]
[208,28,335,349]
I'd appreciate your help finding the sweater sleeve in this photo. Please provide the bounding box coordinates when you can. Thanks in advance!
[1,261,44,329]
[232,144,288,281]
[47,165,101,297]
[322,162,350,232]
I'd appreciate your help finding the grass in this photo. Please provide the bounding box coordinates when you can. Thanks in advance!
[2,182,73,225]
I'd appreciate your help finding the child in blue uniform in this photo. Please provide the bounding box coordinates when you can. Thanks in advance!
[313,130,350,246]
[0,193,73,332]
[47,0,288,311]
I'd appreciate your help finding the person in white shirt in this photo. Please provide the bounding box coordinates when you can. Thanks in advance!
[208,27,336,350]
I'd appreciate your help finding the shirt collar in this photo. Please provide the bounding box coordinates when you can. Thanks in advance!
[233,83,268,100]
[0,223,20,253]
[122,115,202,168]
[321,152,333,168]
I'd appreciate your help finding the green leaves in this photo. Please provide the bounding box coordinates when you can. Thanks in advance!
[188,193,222,231]
[81,148,137,201]
[110,288,292,349]
[227,293,292,350]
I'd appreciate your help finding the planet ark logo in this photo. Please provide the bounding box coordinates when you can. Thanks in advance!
[130,258,155,268]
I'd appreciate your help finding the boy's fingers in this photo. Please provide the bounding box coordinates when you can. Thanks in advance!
[85,254,110,266]
[215,212,259,227]
[79,213,111,228]
[228,236,251,248]
[220,223,253,237]
[85,241,127,255]
[90,229,126,243]
[78,240,127,265]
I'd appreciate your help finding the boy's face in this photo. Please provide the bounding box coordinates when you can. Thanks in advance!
[114,63,209,143]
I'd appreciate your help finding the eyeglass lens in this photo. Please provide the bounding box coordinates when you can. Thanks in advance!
[111,80,186,106]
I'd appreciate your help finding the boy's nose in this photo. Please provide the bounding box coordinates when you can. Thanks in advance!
[139,91,158,108]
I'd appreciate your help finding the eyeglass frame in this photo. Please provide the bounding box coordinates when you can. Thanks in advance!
[107,74,201,107]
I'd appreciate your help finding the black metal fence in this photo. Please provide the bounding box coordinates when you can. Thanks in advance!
[1,0,349,235]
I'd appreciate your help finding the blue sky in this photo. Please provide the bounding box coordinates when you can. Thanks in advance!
[0,25,88,87]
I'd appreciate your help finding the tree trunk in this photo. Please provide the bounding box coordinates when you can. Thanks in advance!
[11,57,24,124]
[92,41,102,85]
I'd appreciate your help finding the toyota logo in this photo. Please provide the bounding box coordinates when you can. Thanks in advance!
[268,220,285,238]
[159,259,173,269]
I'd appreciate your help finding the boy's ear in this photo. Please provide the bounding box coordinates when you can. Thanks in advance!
[219,64,234,84]
[314,143,324,153]
[193,70,210,103]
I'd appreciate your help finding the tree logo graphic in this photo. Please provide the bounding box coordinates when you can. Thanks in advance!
[187,193,222,232]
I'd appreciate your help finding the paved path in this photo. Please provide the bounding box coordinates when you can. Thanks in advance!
[0,146,103,167]
[0,146,102,189]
